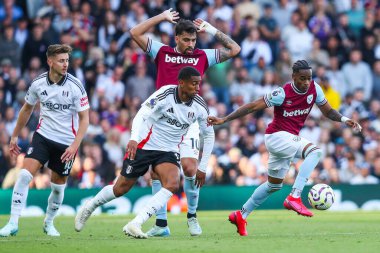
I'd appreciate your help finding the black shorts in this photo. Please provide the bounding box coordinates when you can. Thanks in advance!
[25,132,75,176]
[121,149,180,178]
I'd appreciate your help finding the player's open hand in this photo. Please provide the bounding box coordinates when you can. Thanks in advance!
[195,169,206,188]
[126,140,138,160]
[207,116,225,125]
[61,143,78,163]
[161,8,179,24]
[193,18,206,32]
[345,119,362,132]
[9,136,21,157]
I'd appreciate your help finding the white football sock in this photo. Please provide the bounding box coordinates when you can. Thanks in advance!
[44,182,66,224]
[132,188,173,225]
[9,169,33,225]
[87,185,116,212]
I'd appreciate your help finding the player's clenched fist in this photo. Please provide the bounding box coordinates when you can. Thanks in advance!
[207,116,225,126]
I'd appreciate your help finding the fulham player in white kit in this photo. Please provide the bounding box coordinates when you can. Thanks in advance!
[0,44,89,237]
[208,60,362,236]
[75,67,215,239]
[130,8,240,237]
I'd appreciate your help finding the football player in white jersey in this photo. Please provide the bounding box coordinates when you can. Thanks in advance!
[130,8,240,237]
[75,67,215,239]
[0,44,90,237]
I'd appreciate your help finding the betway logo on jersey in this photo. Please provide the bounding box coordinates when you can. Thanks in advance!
[165,54,199,66]
[283,107,311,117]
[42,102,72,110]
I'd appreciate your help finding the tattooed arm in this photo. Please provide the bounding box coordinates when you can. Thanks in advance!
[193,18,241,62]
[214,30,241,62]
[208,97,267,125]
[318,102,362,131]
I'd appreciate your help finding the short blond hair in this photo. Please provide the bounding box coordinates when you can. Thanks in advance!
[46,44,72,58]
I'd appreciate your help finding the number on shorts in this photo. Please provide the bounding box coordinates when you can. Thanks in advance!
[190,138,200,150]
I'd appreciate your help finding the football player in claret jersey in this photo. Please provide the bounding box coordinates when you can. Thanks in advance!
[0,44,90,237]
[74,67,214,239]
[130,9,240,236]
[208,60,362,236]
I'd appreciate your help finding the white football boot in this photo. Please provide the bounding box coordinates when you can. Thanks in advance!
[187,217,202,236]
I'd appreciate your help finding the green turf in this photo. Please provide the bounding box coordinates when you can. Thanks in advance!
[1,211,379,253]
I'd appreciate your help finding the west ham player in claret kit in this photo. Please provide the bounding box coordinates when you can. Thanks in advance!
[0,44,89,237]
[130,8,240,236]
[208,60,362,236]
[75,67,215,239]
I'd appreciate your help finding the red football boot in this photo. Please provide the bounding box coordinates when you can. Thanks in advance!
[228,210,248,236]
[284,195,314,217]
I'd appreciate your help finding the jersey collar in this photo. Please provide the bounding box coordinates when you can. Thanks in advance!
[47,72,67,86]
[291,81,310,95]
[174,87,193,106]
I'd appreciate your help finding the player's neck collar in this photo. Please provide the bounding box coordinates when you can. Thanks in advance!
[174,87,193,106]
[47,71,67,86]
[291,81,310,95]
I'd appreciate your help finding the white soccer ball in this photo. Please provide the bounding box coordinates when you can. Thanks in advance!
[308,184,335,210]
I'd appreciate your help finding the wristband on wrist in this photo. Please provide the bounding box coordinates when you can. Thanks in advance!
[341,116,349,123]
[200,21,217,36]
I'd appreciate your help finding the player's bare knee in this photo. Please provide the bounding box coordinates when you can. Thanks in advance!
[164,182,179,193]
[181,158,197,177]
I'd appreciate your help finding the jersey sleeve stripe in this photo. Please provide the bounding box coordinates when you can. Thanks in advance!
[316,98,327,106]
[31,72,48,84]
[156,88,175,101]
[263,95,272,107]
[146,38,152,53]
[67,76,86,95]
[194,96,210,114]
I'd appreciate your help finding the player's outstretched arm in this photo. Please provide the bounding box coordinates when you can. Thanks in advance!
[208,97,267,125]
[61,109,89,162]
[9,103,35,157]
[193,18,241,62]
[130,8,179,51]
[318,102,362,132]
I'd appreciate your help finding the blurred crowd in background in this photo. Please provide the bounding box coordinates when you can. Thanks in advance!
[1,0,380,190]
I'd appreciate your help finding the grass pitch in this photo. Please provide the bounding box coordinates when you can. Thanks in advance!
[1,210,379,253]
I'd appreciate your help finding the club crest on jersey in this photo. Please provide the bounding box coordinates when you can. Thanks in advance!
[62,91,69,97]
[307,94,313,104]
[286,100,292,105]
[146,98,157,109]
[27,147,33,155]
[188,112,195,119]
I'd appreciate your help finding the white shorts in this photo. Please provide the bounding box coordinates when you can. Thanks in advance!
[264,131,312,179]
[180,121,200,159]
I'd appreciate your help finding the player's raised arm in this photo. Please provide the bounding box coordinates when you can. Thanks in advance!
[193,18,241,62]
[130,8,179,51]
[208,97,268,125]
[318,102,362,132]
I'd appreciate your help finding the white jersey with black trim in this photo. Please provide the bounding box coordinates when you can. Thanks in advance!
[25,72,90,145]
[130,85,215,172]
